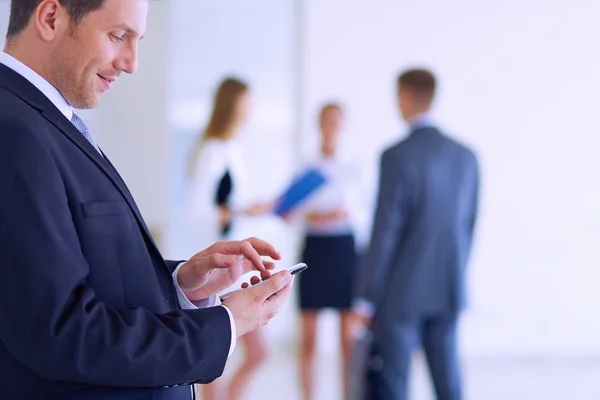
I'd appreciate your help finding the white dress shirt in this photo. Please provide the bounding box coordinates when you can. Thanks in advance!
[0,51,236,361]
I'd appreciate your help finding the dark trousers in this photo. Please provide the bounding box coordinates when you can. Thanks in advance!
[366,313,461,400]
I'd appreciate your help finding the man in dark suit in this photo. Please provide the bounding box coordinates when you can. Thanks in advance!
[0,0,294,398]
[352,69,480,400]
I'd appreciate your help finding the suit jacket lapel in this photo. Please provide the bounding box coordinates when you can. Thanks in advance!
[100,150,165,258]
[40,107,163,248]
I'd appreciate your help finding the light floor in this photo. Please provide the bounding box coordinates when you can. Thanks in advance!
[202,350,600,400]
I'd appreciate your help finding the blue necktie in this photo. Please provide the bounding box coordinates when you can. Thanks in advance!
[71,113,101,154]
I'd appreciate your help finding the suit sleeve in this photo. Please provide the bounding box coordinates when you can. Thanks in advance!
[165,259,185,274]
[354,150,412,309]
[0,119,230,387]
[470,154,480,237]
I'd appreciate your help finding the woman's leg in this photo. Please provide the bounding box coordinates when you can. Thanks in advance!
[201,378,228,400]
[340,310,356,400]
[300,310,319,400]
[228,328,267,400]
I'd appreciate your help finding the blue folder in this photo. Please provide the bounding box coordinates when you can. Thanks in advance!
[274,168,327,216]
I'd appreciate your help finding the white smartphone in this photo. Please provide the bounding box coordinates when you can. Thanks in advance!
[219,262,308,302]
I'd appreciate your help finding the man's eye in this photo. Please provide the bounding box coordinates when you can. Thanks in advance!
[110,34,125,42]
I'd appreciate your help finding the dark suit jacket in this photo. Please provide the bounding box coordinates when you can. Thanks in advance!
[0,63,230,399]
[355,126,479,321]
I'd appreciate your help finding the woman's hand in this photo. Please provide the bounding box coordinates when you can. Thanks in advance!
[243,200,275,216]
[218,205,232,227]
[306,209,348,222]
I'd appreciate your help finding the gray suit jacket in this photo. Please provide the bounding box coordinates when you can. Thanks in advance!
[355,126,479,319]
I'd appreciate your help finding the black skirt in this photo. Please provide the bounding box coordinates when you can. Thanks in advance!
[299,233,357,310]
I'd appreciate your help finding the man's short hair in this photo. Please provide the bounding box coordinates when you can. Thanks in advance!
[6,0,105,38]
[397,68,437,107]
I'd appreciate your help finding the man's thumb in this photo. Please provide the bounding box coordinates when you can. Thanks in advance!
[254,270,291,300]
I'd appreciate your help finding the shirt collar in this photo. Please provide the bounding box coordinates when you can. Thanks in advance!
[407,112,435,129]
[0,51,73,121]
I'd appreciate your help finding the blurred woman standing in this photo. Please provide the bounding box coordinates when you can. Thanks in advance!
[187,77,272,400]
[294,103,362,400]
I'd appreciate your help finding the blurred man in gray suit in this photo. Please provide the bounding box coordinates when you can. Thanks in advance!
[351,69,479,400]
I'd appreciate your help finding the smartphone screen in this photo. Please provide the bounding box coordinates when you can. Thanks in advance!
[289,262,308,275]
[219,262,308,301]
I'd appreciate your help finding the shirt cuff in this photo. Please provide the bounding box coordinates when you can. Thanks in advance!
[172,262,217,309]
[352,298,376,318]
[218,302,237,357]
[172,262,236,356]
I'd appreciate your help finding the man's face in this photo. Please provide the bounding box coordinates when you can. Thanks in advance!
[49,0,148,109]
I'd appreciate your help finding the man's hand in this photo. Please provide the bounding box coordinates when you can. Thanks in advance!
[349,311,372,327]
[349,298,375,337]
[176,237,281,301]
[348,311,373,338]
[223,270,294,337]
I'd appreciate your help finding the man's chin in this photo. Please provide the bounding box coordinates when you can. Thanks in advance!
[68,95,102,110]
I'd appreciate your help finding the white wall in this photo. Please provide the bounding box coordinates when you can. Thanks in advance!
[302,0,600,357]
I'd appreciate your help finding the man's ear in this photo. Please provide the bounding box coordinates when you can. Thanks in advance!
[35,0,68,42]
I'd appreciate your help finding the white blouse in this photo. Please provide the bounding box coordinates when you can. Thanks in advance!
[296,155,365,236]
[186,139,253,248]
